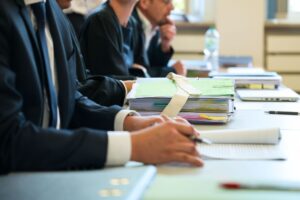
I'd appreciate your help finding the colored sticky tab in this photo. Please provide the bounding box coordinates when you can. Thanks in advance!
[199,114,226,121]
[263,84,276,89]
[249,84,262,89]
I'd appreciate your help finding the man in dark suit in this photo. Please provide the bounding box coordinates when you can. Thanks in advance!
[132,0,187,77]
[57,0,129,106]
[0,0,203,173]
[79,0,181,79]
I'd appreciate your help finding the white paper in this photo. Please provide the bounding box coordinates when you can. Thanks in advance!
[200,127,281,144]
[197,127,285,160]
[198,144,286,160]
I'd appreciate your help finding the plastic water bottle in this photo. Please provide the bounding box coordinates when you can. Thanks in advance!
[204,26,220,71]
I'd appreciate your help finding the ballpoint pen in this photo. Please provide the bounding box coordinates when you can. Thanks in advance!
[189,135,212,144]
[265,111,300,115]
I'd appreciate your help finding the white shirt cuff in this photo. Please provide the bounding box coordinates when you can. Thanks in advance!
[114,110,139,131]
[105,131,131,166]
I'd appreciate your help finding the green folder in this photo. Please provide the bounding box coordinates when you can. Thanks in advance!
[133,78,234,98]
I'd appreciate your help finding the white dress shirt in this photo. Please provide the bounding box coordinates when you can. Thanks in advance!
[137,8,159,51]
[24,0,135,166]
[64,0,103,16]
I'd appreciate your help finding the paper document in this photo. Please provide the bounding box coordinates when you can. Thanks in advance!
[200,127,281,144]
[197,127,285,160]
[127,78,235,124]
[210,70,282,89]
[198,144,285,160]
[129,78,234,98]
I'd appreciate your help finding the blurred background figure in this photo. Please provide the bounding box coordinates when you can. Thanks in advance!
[63,0,103,37]
[133,0,187,76]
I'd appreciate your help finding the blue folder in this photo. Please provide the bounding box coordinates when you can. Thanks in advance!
[0,165,156,200]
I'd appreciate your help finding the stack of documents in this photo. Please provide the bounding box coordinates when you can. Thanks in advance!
[237,87,299,102]
[169,59,211,77]
[219,55,253,68]
[210,68,282,89]
[127,78,235,124]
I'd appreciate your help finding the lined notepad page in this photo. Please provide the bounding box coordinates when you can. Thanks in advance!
[198,144,286,160]
[197,127,286,160]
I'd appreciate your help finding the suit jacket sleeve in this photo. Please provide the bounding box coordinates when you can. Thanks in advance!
[0,1,121,173]
[146,31,175,77]
[0,55,110,173]
[66,20,126,107]
[148,31,174,67]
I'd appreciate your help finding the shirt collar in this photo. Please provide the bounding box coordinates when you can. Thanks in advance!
[137,8,155,33]
[24,0,45,6]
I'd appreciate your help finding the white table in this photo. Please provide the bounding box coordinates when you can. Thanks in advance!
[144,98,300,200]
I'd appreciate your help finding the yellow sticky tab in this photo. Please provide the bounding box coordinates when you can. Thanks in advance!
[263,84,276,89]
[199,114,226,121]
[249,84,262,89]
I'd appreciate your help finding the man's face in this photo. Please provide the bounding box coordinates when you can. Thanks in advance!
[143,0,174,26]
[57,0,72,9]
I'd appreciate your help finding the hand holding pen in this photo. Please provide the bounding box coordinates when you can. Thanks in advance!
[161,115,212,145]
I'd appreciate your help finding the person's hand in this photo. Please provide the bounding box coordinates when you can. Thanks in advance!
[159,17,176,52]
[122,80,136,93]
[172,60,187,76]
[130,119,204,166]
[123,115,166,131]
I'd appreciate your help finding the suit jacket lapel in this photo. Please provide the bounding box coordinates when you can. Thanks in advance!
[19,4,40,56]
[45,0,72,127]
[17,1,46,125]
[19,1,46,93]
[134,10,150,65]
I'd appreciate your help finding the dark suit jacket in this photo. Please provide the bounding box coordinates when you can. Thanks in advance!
[68,20,126,106]
[80,3,173,78]
[132,8,175,77]
[0,0,125,173]
[80,2,137,80]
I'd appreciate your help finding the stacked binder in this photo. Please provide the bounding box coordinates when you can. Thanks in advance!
[210,69,282,89]
[127,78,235,124]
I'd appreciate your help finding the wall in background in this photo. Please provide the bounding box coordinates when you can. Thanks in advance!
[215,0,265,67]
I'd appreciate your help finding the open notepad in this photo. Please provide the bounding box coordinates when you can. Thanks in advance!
[197,127,286,160]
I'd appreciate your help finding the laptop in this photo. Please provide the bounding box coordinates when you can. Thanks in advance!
[0,165,156,200]
[237,87,299,102]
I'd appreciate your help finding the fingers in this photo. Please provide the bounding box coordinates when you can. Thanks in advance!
[160,114,172,122]
[122,80,136,92]
[173,61,184,69]
[160,115,185,124]
[160,115,198,137]
[161,26,176,40]
[164,17,174,25]
[173,116,189,125]
[160,23,176,39]
[172,152,204,167]
[158,17,173,26]
[170,143,198,155]
[145,116,166,126]
[172,61,187,76]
